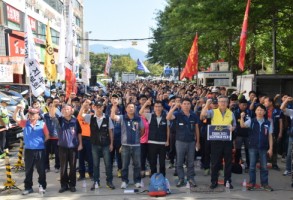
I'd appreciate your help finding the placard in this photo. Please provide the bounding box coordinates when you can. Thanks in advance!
[207,125,232,141]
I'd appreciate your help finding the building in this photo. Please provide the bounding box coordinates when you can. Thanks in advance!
[0,0,84,84]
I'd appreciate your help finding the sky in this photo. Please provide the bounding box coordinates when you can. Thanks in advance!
[83,0,167,53]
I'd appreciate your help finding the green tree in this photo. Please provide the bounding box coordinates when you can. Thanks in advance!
[148,0,293,75]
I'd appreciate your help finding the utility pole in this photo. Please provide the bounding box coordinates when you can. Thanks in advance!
[272,14,277,74]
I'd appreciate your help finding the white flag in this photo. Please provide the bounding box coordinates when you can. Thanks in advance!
[65,0,76,71]
[57,16,66,79]
[24,13,45,97]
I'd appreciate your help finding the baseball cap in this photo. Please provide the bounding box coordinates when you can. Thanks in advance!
[94,101,104,107]
[212,98,218,104]
[112,94,120,98]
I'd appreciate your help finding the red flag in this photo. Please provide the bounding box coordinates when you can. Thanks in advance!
[238,0,251,71]
[180,33,199,80]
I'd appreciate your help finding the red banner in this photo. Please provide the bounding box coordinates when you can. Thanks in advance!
[238,0,251,71]
[180,33,198,80]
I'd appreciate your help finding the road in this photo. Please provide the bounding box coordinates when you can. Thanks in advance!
[0,143,292,200]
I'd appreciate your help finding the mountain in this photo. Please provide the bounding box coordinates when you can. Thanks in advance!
[90,43,147,61]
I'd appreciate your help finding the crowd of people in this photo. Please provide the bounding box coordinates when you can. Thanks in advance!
[5,80,293,195]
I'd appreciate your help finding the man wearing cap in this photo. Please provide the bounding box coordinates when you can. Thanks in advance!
[13,106,49,195]
[0,98,10,156]
[49,104,83,193]
[79,100,115,190]
[201,95,236,190]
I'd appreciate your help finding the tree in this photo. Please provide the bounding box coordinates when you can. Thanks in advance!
[148,0,293,74]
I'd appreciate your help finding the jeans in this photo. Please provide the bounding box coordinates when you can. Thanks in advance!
[249,148,269,185]
[24,149,46,190]
[286,136,293,172]
[148,143,166,176]
[59,147,78,188]
[176,140,195,181]
[45,139,60,170]
[92,144,113,183]
[79,137,93,177]
[121,145,141,184]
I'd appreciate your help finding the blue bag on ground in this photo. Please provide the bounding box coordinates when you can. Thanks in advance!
[148,173,169,197]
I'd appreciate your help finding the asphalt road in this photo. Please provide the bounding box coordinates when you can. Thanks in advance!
[0,143,292,200]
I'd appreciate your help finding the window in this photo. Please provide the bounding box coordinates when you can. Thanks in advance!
[75,16,80,27]
[43,0,64,14]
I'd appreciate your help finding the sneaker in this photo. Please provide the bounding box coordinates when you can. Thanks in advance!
[121,182,128,189]
[106,182,115,190]
[261,185,273,191]
[135,182,142,188]
[90,182,101,191]
[204,169,210,176]
[55,168,60,173]
[22,188,34,195]
[283,170,292,176]
[176,179,185,187]
[189,179,197,187]
[247,184,256,191]
[117,169,122,178]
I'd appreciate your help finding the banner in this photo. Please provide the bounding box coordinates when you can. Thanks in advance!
[104,54,112,75]
[44,20,57,81]
[180,33,198,80]
[0,65,13,82]
[24,12,45,97]
[65,0,77,98]
[57,16,66,79]
[238,0,251,71]
[207,125,232,141]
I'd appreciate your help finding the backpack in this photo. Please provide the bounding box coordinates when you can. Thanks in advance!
[148,173,169,197]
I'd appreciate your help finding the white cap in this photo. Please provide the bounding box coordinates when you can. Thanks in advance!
[21,90,28,95]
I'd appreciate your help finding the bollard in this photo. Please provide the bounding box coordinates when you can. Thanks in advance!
[1,155,21,192]
[13,139,25,171]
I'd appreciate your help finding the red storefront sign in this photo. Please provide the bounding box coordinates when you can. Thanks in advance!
[29,16,36,31]
[7,4,20,24]
[9,34,25,56]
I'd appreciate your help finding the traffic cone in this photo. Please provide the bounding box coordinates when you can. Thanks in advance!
[1,154,21,192]
[13,139,25,171]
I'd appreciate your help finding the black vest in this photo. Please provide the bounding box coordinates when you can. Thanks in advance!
[90,115,110,146]
[148,113,168,142]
